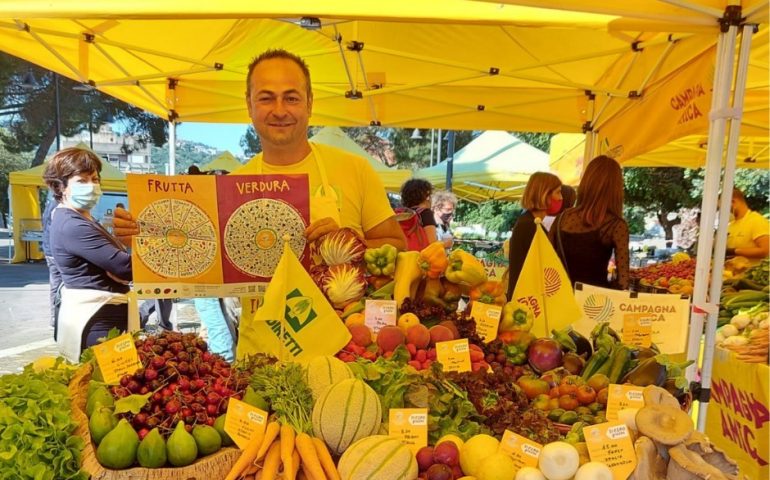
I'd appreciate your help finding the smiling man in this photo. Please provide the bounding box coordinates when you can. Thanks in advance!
[232,49,406,249]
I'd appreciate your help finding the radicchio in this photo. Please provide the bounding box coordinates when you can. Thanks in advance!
[315,228,366,266]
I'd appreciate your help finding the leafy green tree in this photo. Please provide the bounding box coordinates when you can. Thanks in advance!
[0,54,167,167]
[0,133,32,227]
[624,206,646,236]
[455,200,522,237]
[734,169,769,213]
[240,126,262,157]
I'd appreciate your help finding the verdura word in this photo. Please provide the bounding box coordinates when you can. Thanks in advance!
[619,304,675,314]
[146,179,194,193]
[236,179,291,194]
[266,319,303,356]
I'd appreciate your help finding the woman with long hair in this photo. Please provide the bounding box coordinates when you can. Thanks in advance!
[549,155,629,289]
[505,172,563,299]
[43,147,132,360]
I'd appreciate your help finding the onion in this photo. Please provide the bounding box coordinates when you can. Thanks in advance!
[527,338,564,374]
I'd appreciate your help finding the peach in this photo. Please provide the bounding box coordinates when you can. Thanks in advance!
[406,324,431,349]
[348,324,372,347]
[377,325,406,353]
[428,325,454,346]
[438,321,459,339]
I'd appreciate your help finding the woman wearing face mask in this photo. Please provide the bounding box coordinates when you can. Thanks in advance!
[43,147,132,361]
[549,155,629,290]
[505,172,563,300]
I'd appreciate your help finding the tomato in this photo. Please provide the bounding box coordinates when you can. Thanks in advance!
[558,393,579,411]
[576,385,597,405]
[596,387,609,406]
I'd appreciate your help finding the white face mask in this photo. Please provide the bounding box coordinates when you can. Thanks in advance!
[68,182,102,211]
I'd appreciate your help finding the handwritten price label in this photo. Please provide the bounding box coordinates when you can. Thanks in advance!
[622,314,654,348]
[606,384,646,421]
[388,408,428,454]
[471,302,502,342]
[499,430,542,469]
[436,338,471,373]
[584,422,637,479]
[225,398,268,449]
[92,333,141,385]
[365,299,397,334]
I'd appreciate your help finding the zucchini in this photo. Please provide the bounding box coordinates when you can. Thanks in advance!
[737,278,768,291]
[724,291,768,307]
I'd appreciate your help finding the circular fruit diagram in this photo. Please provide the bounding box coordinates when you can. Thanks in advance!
[135,199,217,278]
[223,198,306,277]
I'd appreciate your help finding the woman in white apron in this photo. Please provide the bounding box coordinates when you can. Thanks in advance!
[43,147,132,362]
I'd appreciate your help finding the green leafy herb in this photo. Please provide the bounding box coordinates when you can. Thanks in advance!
[249,362,313,433]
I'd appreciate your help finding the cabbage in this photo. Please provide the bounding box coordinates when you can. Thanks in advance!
[315,228,366,266]
[321,263,367,309]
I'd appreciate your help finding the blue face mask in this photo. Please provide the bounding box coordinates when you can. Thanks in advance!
[68,182,102,211]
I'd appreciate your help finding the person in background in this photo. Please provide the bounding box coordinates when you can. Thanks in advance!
[43,147,132,361]
[726,188,769,265]
[400,178,438,244]
[41,195,62,332]
[549,155,629,290]
[115,202,125,210]
[505,172,563,299]
[542,184,576,231]
[432,190,457,250]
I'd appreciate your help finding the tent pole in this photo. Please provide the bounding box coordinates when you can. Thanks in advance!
[168,120,176,175]
[445,131,456,192]
[582,93,596,164]
[697,23,755,432]
[685,25,737,387]
[430,129,435,166]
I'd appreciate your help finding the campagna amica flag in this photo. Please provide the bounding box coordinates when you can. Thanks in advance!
[236,241,351,363]
[512,220,581,338]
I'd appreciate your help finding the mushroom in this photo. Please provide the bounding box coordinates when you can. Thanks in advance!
[643,385,682,409]
[630,435,667,480]
[667,444,735,480]
[684,431,740,478]
[636,404,694,446]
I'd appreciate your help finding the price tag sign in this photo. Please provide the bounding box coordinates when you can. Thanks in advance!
[622,314,654,347]
[388,408,428,454]
[584,422,637,479]
[606,384,646,421]
[365,299,397,335]
[499,430,542,469]
[470,302,502,342]
[225,397,268,449]
[436,338,471,373]
[92,333,141,385]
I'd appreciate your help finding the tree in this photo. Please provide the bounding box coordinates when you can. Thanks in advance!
[624,168,700,243]
[0,133,32,227]
[455,200,522,237]
[734,169,769,213]
[240,126,261,157]
[0,53,167,167]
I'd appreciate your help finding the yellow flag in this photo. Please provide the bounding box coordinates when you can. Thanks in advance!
[511,223,581,338]
[236,242,351,363]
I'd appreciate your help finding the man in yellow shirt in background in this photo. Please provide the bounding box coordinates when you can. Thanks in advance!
[726,188,769,265]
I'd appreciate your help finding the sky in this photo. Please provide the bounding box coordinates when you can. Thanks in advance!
[175,122,251,157]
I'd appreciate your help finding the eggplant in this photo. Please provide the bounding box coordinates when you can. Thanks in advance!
[568,329,593,358]
[630,346,658,360]
[620,357,667,387]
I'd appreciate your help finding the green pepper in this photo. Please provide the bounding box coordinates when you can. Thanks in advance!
[364,244,398,277]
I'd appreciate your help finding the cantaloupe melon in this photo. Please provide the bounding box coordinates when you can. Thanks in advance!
[305,355,353,400]
[337,435,418,480]
[312,378,382,455]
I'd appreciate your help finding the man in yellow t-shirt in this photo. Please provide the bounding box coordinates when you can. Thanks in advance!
[726,188,769,265]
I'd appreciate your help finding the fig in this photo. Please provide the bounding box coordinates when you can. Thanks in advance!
[96,419,139,469]
[166,421,198,467]
[137,428,167,468]
[89,404,117,445]
[192,425,222,456]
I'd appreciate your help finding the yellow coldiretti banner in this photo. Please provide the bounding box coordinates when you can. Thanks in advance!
[597,46,715,162]
[511,221,581,338]
[706,348,769,479]
[236,241,351,363]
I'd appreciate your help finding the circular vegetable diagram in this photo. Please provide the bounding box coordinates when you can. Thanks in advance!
[135,199,218,278]
[223,198,306,277]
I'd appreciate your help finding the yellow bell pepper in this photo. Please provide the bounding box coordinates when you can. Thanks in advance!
[394,251,424,310]
[444,249,487,287]
[469,281,507,306]
[419,241,449,279]
[500,300,534,332]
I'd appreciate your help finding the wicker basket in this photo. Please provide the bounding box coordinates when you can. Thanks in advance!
[69,363,242,479]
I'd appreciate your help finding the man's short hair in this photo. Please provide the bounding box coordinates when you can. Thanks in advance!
[246,49,312,99]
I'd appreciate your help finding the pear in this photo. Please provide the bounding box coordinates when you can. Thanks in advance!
[192,425,222,456]
[96,418,139,469]
[166,421,198,467]
[89,404,118,445]
[213,414,234,447]
[137,428,167,468]
[86,386,114,417]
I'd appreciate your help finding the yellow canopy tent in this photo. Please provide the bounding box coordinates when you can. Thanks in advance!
[416,131,549,202]
[308,126,411,192]
[200,151,243,173]
[8,153,126,263]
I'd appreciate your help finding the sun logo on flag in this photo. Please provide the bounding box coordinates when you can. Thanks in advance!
[583,294,614,322]
[543,267,561,297]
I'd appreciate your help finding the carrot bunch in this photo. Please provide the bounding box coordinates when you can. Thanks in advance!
[226,421,340,480]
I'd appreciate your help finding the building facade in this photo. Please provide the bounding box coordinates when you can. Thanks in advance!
[61,124,152,173]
